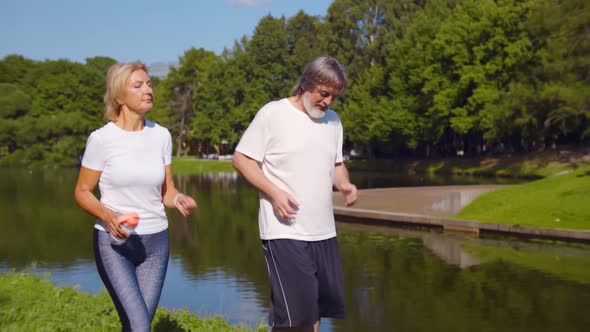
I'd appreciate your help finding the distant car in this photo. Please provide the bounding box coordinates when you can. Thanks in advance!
[350,148,363,157]
[218,154,233,160]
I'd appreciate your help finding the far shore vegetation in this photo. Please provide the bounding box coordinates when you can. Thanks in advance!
[172,156,234,175]
[0,272,265,332]
[170,147,590,231]
[170,145,589,178]
[346,146,589,178]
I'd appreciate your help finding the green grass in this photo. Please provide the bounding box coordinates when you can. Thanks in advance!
[0,272,265,332]
[455,165,590,229]
[171,157,235,175]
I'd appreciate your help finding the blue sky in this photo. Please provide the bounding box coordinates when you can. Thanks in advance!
[0,0,333,65]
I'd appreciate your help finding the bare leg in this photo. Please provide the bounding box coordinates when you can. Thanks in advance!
[314,320,319,332]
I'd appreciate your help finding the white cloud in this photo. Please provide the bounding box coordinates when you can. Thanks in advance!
[227,0,272,7]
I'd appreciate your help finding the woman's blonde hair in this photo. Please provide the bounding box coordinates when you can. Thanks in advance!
[103,62,149,121]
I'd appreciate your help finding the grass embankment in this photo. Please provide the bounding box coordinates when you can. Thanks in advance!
[348,146,590,178]
[0,272,264,332]
[171,157,235,175]
[456,165,590,230]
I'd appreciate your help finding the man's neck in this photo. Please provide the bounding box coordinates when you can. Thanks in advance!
[288,95,306,113]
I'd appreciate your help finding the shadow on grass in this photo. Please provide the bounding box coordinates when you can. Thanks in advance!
[153,316,185,332]
[0,294,9,306]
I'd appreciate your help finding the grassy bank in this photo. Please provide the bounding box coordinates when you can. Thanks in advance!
[0,272,264,332]
[348,146,590,178]
[171,157,235,175]
[455,165,590,230]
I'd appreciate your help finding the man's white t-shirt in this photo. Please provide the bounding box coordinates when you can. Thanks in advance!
[235,98,344,241]
[81,120,171,235]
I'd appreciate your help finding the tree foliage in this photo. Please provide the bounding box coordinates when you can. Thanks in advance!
[1,0,588,165]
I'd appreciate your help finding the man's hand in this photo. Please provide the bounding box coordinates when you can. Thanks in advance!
[233,152,299,221]
[339,182,357,207]
[269,188,299,221]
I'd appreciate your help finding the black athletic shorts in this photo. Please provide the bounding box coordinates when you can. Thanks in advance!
[261,237,346,328]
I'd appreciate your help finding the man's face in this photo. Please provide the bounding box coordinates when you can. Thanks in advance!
[302,85,340,119]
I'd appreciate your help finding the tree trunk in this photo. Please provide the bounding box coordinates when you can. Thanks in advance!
[175,88,192,157]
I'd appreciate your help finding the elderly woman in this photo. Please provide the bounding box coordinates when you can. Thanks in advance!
[75,62,196,331]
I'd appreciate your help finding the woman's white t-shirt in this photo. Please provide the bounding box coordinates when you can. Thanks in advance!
[81,120,172,235]
[235,98,344,241]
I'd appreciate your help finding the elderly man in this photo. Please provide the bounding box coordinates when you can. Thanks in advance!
[232,56,357,332]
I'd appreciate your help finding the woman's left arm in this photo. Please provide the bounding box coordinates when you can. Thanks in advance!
[162,165,197,217]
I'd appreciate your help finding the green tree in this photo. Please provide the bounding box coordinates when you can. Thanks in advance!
[246,15,290,104]
[0,83,32,155]
[285,10,325,84]
[155,48,217,156]
[529,0,590,143]
[85,56,117,77]
[1,59,105,166]
[0,55,39,92]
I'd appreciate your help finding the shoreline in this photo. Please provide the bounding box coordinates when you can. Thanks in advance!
[333,184,590,243]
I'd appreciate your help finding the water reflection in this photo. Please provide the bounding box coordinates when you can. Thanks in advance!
[349,170,527,190]
[421,235,481,268]
[1,169,590,332]
[335,223,590,332]
[161,260,265,327]
[424,188,499,216]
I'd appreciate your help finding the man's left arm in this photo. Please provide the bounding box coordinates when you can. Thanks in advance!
[334,162,358,207]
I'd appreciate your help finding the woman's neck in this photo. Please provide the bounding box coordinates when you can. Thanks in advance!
[114,107,145,131]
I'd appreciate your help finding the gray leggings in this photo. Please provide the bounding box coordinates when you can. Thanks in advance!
[93,228,169,332]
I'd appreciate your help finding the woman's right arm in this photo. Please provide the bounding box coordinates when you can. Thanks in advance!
[74,166,125,238]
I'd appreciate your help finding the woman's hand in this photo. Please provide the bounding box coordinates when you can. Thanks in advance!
[103,208,126,239]
[174,193,197,217]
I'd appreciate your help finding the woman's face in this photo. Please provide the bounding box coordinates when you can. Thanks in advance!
[120,69,153,114]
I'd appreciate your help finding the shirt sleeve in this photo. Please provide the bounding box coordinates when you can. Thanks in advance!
[163,128,172,166]
[81,132,105,171]
[235,103,271,162]
[335,121,344,163]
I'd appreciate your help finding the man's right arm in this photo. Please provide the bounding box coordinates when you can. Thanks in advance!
[232,151,299,220]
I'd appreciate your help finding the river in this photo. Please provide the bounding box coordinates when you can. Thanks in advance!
[1,168,589,331]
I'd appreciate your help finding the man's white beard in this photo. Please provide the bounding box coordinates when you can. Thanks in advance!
[303,92,325,119]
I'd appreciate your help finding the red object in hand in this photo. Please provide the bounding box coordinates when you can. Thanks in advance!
[110,212,140,245]
[117,212,139,227]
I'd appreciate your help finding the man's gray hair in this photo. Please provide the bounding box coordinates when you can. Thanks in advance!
[291,56,347,97]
